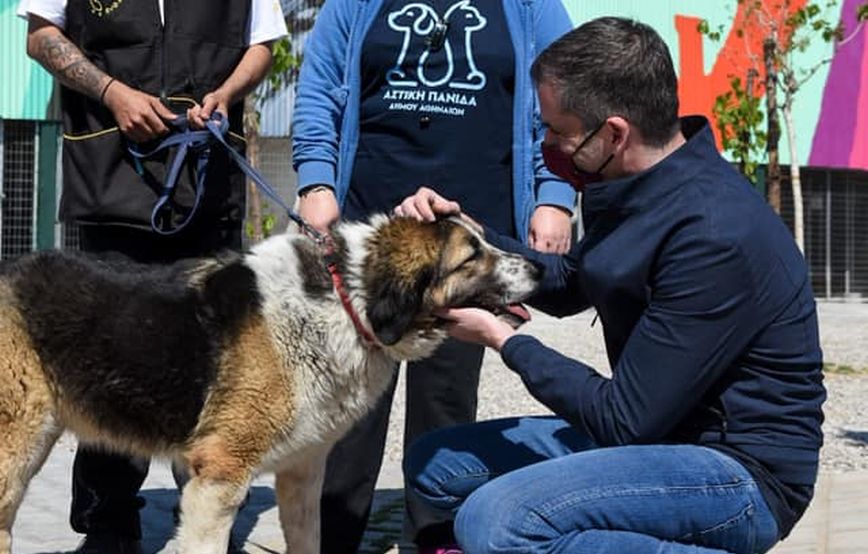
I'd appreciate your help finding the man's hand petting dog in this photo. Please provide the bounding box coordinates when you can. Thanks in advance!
[398,186,531,350]
[395,186,483,233]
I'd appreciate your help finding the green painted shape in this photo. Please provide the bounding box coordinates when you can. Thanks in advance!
[1,2,54,119]
[36,121,59,250]
[23,63,55,119]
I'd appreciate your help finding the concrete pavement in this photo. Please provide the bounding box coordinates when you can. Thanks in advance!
[11,422,868,554]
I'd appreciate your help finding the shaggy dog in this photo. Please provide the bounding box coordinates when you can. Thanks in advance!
[0,215,540,554]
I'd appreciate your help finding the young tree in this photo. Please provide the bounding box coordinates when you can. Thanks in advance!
[243,0,325,242]
[702,0,867,252]
[710,71,767,183]
[244,37,300,242]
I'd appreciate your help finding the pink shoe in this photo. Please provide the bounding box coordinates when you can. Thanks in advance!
[417,546,464,554]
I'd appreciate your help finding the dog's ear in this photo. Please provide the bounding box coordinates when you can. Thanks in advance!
[366,269,433,346]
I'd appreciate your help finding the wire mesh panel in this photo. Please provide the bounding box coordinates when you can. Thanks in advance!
[841,171,868,299]
[61,221,80,250]
[780,168,868,302]
[1,120,37,259]
[258,136,296,212]
[802,171,830,298]
[257,0,323,137]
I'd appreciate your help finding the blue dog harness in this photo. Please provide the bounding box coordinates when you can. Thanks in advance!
[129,113,314,237]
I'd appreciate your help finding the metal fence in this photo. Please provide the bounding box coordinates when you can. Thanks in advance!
[0,119,37,258]
[780,168,868,302]
[0,121,296,256]
[258,0,323,137]
[244,136,297,245]
[0,119,62,259]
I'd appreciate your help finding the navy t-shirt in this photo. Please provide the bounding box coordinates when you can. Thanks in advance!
[345,0,516,237]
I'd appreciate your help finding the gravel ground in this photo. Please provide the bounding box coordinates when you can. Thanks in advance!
[382,301,868,474]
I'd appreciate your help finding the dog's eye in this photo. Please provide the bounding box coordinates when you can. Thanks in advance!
[458,247,482,269]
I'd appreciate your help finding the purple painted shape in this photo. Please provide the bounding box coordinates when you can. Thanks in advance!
[809,0,865,168]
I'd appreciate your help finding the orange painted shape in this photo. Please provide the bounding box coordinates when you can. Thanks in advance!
[675,0,807,151]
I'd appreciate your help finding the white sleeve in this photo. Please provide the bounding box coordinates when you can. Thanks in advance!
[247,0,288,45]
[17,0,286,45]
[16,0,67,29]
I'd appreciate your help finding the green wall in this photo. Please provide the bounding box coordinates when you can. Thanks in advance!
[1,0,54,120]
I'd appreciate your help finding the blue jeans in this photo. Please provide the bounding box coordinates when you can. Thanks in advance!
[403,416,779,554]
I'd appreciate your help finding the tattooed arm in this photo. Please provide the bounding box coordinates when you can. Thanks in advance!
[26,14,174,142]
[25,14,109,100]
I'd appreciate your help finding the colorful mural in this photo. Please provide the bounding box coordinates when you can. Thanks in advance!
[674,0,808,146]
[562,0,866,171]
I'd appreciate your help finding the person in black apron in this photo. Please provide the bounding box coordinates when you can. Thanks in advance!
[20,0,285,551]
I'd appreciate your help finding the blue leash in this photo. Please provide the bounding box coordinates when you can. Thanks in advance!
[128,114,383,343]
[128,113,320,239]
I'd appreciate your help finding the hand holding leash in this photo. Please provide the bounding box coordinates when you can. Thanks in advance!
[187,91,229,129]
[298,186,339,236]
[103,80,175,143]
[130,112,328,238]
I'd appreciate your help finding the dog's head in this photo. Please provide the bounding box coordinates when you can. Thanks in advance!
[357,216,541,359]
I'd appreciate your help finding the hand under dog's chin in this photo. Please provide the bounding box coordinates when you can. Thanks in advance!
[496,310,530,329]
[483,303,532,329]
[431,304,531,331]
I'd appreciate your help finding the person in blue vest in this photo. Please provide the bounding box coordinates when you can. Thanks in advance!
[395,16,826,554]
[291,0,575,551]
[18,1,286,552]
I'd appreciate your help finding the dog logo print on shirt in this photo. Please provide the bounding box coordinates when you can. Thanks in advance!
[386,3,438,87]
[88,0,123,17]
[386,0,488,91]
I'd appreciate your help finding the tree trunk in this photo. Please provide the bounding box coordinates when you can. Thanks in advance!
[243,95,264,243]
[782,87,804,252]
[740,68,759,178]
[763,38,782,215]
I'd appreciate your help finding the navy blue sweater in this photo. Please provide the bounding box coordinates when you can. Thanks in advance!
[488,117,825,538]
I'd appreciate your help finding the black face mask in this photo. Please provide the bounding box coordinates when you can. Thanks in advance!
[542,121,614,192]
